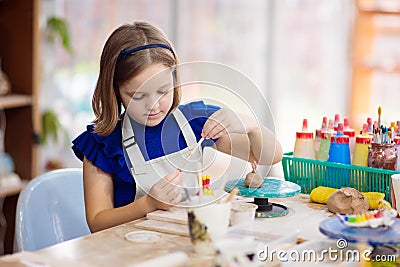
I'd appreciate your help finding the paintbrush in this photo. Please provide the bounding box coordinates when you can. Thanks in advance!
[178,137,205,170]
[378,106,382,128]
[225,187,239,203]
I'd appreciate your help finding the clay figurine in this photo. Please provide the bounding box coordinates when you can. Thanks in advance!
[244,162,263,188]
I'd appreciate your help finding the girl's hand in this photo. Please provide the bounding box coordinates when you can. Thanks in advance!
[202,107,257,139]
[148,170,183,210]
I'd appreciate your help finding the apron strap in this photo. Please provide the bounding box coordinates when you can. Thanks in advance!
[172,108,198,149]
[123,107,199,175]
[122,114,147,174]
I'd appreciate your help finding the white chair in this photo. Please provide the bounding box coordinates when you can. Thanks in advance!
[14,168,91,252]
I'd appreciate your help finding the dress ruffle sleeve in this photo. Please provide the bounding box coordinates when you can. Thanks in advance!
[71,124,128,179]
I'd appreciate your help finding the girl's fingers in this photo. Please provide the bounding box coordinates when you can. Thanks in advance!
[169,171,183,185]
[170,192,182,205]
[207,123,228,139]
[203,119,226,138]
[165,169,182,182]
[165,187,181,203]
[202,111,224,137]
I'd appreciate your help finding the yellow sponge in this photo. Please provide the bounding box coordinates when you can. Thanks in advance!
[309,186,386,210]
[362,192,386,209]
[310,186,338,204]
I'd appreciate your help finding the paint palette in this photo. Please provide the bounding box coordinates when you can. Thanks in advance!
[336,209,398,228]
[319,216,400,245]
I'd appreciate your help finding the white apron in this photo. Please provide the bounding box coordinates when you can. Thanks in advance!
[122,108,202,201]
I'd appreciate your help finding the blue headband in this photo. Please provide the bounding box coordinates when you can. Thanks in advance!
[117,43,175,61]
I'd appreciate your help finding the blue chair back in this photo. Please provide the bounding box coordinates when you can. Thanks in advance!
[14,168,91,251]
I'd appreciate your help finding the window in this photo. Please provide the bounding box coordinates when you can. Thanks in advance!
[40,0,353,174]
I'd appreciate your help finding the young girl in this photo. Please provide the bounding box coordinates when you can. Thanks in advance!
[72,21,282,232]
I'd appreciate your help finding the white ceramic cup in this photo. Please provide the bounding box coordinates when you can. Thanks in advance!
[187,200,231,256]
[230,202,258,226]
[391,174,400,214]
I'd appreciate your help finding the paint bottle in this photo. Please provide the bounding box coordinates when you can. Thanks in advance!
[317,120,335,161]
[396,121,400,136]
[293,119,315,159]
[328,123,351,165]
[367,117,373,135]
[327,123,350,187]
[314,116,327,157]
[343,117,356,160]
[352,124,373,167]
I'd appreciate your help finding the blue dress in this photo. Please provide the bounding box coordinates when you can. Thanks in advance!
[72,101,219,208]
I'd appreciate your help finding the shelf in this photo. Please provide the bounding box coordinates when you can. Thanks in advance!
[359,9,400,15]
[357,0,400,14]
[0,94,32,109]
[357,62,400,74]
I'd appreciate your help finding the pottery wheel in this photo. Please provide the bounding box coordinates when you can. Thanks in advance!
[225,178,301,218]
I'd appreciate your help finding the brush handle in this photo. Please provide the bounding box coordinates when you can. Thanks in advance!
[178,137,204,170]
[225,188,239,203]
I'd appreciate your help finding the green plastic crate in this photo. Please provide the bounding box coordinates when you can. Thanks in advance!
[282,152,399,205]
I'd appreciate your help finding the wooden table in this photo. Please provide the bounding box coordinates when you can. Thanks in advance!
[0,194,333,266]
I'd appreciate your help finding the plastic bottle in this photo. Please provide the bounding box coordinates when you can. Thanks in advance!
[367,117,373,134]
[314,116,327,157]
[328,123,351,165]
[343,117,356,160]
[352,124,373,167]
[327,123,351,187]
[396,121,400,136]
[317,120,335,161]
[293,119,315,159]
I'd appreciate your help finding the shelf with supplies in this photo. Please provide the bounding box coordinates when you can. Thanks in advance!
[282,152,399,205]
[0,94,32,109]
[0,0,40,255]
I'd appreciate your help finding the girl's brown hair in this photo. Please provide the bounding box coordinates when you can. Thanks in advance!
[92,21,181,136]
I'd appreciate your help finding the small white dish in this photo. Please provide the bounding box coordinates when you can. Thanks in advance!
[124,231,163,243]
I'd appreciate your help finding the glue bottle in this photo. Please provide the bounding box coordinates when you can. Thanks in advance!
[328,123,351,165]
[343,117,356,160]
[352,124,373,167]
[327,123,351,187]
[317,119,335,161]
[293,119,315,159]
[314,116,327,157]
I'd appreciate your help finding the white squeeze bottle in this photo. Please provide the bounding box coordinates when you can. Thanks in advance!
[343,117,356,160]
[314,116,327,157]
[293,119,315,159]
